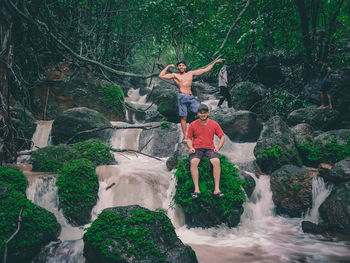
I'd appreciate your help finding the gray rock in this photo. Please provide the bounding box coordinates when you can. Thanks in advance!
[238,171,256,198]
[211,108,262,142]
[321,158,350,183]
[287,105,340,131]
[166,142,189,171]
[230,81,267,115]
[319,181,350,233]
[301,221,328,234]
[51,107,113,145]
[139,122,180,158]
[254,116,302,173]
[270,165,313,217]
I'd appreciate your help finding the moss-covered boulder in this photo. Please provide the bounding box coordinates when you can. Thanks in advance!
[83,205,197,263]
[254,116,302,173]
[0,167,60,263]
[298,129,350,167]
[0,166,28,193]
[56,159,99,226]
[30,144,80,172]
[270,165,313,217]
[72,139,115,166]
[174,156,245,227]
[51,107,113,144]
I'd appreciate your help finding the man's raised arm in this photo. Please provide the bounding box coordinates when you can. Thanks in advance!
[191,59,225,76]
[159,64,175,80]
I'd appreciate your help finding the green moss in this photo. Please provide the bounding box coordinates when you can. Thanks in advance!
[98,84,125,114]
[30,145,80,172]
[0,166,28,194]
[84,207,176,262]
[56,158,99,225]
[299,135,350,165]
[174,155,245,221]
[262,145,282,159]
[72,139,114,166]
[0,189,60,263]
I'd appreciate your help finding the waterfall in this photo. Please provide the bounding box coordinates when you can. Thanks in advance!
[31,120,53,150]
[303,176,333,223]
[27,175,85,262]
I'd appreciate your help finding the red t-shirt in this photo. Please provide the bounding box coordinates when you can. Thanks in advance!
[187,119,224,149]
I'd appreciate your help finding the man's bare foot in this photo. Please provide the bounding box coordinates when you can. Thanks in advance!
[328,105,333,109]
[317,105,326,110]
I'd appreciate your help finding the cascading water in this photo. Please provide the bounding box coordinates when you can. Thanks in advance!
[24,91,350,262]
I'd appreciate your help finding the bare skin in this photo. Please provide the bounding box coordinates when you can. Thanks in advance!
[187,110,225,196]
[159,59,225,139]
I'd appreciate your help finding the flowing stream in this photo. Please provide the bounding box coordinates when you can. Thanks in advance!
[24,92,350,262]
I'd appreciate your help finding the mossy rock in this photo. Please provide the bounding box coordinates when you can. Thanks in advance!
[30,144,80,172]
[72,139,115,166]
[83,205,197,263]
[56,158,99,226]
[174,155,245,227]
[0,166,28,193]
[51,107,113,145]
[0,188,60,263]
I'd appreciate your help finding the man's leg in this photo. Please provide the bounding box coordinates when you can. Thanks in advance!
[224,88,233,108]
[209,158,222,195]
[180,116,187,140]
[327,93,333,109]
[318,92,325,109]
[190,158,201,194]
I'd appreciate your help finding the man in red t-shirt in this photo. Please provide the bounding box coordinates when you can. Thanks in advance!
[186,104,225,198]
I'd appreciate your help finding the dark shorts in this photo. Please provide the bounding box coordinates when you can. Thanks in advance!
[190,148,219,161]
[321,79,331,94]
[177,93,199,117]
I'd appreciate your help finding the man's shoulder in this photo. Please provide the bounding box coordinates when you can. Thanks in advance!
[208,119,220,126]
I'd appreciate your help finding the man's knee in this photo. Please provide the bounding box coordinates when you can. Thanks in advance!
[191,158,200,167]
[210,158,220,167]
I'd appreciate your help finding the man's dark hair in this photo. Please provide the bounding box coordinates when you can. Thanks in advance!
[176,61,187,66]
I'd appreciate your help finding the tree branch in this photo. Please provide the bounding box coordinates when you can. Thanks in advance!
[5,0,159,79]
[111,148,162,161]
[3,207,24,263]
[212,0,251,60]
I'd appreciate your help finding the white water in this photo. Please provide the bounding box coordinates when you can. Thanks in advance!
[24,92,350,262]
[31,120,53,150]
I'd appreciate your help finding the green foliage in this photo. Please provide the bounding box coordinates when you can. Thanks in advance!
[72,139,114,166]
[56,159,99,225]
[98,84,125,114]
[84,207,177,262]
[0,189,60,263]
[299,135,350,164]
[266,89,309,119]
[160,121,170,129]
[263,145,282,160]
[30,145,80,172]
[0,166,28,194]
[174,155,245,219]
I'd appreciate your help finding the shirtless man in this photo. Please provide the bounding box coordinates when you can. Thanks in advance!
[159,59,225,141]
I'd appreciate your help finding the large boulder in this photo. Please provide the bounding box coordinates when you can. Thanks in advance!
[51,107,113,144]
[166,142,189,171]
[270,165,313,217]
[211,108,262,142]
[230,81,267,115]
[83,205,197,263]
[287,105,340,131]
[319,181,350,233]
[139,122,180,158]
[291,123,314,147]
[319,158,350,183]
[32,64,125,120]
[174,156,245,228]
[254,116,302,173]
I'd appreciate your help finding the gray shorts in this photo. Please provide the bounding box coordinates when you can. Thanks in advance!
[190,148,219,161]
[177,93,199,117]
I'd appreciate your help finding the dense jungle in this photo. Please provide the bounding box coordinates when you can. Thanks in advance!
[1,0,350,263]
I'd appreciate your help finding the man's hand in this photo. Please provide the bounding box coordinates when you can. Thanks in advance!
[168,64,175,68]
[215,58,225,63]
[189,147,195,154]
[214,147,220,154]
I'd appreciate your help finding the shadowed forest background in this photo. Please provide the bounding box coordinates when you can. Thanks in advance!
[0,0,349,162]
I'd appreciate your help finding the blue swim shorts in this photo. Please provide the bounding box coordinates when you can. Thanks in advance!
[177,93,200,117]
